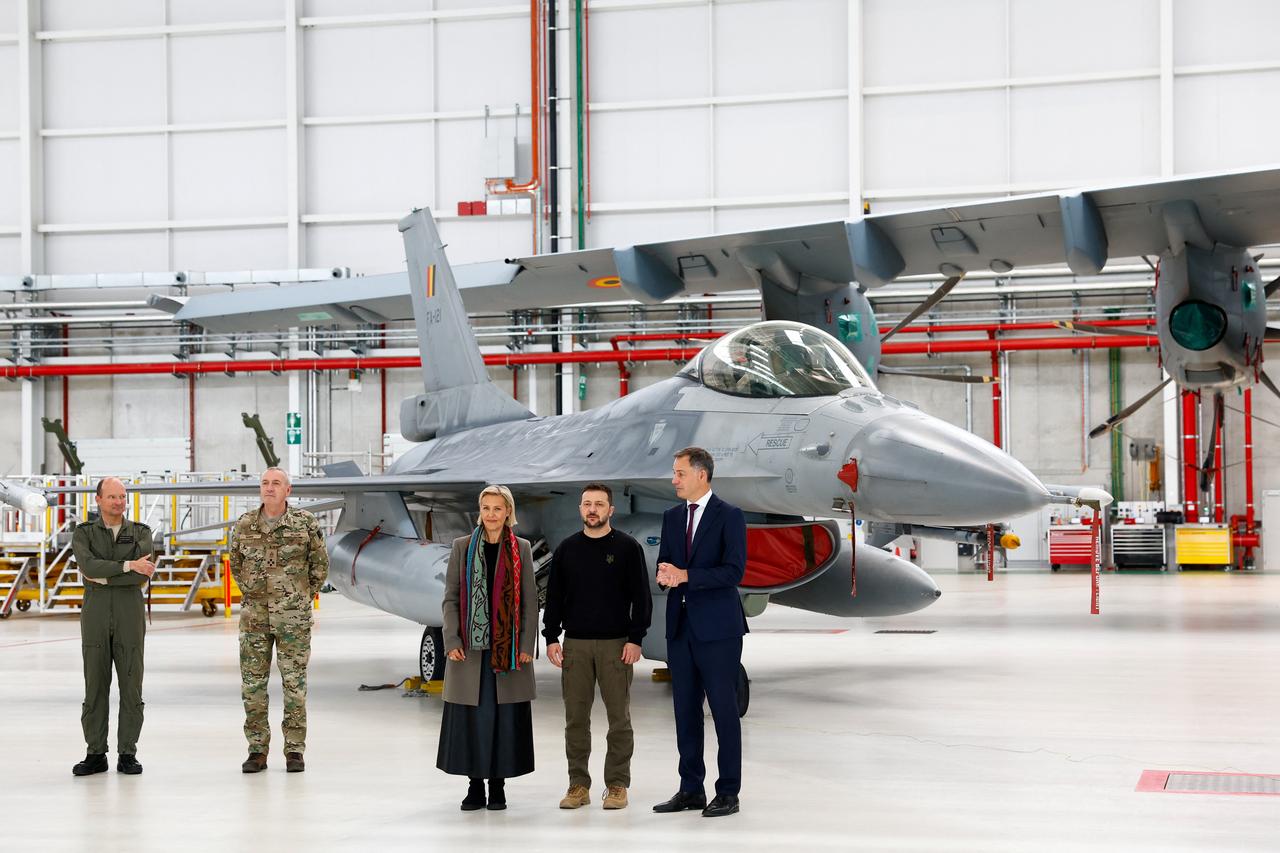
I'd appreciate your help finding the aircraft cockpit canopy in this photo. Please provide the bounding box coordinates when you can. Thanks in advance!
[684,321,877,398]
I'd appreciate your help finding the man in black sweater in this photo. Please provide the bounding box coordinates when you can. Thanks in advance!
[544,483,652,811]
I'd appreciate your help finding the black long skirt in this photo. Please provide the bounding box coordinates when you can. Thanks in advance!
[436,659,535,779]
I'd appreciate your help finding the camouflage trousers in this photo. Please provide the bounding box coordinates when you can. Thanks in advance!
[239,605,312,754]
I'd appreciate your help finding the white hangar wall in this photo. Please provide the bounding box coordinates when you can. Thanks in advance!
[7,0,1276,275]
[0,0,1277,520]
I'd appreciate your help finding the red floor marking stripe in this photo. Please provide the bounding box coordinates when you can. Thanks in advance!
[1135,770,1169,792]
[1137,770,1280,796]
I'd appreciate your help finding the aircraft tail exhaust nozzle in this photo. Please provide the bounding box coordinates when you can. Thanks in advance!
[771,540,940,618]
[326,530,449,626]
[0,481,49,516]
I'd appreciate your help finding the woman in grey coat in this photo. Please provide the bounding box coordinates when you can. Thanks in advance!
[436,484,537,811]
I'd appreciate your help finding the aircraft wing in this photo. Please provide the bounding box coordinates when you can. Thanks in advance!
[44,471,777,510]
[871,165,1280,278]
[45,474,485,503]
[165,165,1280,335]
[493,165,1280,289]
[167,223,857,332]
[167,263,515,334]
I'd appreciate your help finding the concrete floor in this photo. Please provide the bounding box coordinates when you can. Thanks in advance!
[2,571,1278,852]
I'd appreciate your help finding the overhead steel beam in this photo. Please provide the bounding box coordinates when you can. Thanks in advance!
[286,0,305,269]
[18,0,43,273]
[1159,0,1174,177]
[848,0,863,219]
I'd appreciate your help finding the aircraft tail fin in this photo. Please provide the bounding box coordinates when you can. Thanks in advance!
[398,208,531,441]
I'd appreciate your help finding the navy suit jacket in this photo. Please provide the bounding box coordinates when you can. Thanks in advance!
[657,492,748,641]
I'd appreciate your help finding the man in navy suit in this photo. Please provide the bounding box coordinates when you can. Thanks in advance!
[652,446,747,818]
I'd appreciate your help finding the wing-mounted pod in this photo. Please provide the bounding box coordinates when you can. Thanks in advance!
[327,530,449,626]
[845,218,905,288]
[0,480,49,516]
[1161,199,1214,255]
[1059,192,1109,275]
[613,246,686,303]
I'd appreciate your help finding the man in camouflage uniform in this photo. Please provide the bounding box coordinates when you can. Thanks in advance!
[229,466,328,774]
[71,477,156,777]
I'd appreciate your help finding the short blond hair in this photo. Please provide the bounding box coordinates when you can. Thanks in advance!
[478,484,518,527]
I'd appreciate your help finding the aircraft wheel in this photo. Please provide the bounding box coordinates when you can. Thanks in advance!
[736,664,750,718]
[16,600,31,612]
[420,626,445,682]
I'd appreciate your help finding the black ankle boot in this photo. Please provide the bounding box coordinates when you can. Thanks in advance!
[461,777,486,811]
[487,778,506,811]
[72,753,108,777]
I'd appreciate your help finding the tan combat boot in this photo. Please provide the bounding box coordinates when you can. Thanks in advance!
[603,786,628,810]
[559,784,590,809]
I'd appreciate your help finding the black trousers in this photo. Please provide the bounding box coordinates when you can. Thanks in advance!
[667,625,742,797]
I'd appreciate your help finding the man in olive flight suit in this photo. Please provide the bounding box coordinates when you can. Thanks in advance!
[229,466,328,774]
[71,476,157,777]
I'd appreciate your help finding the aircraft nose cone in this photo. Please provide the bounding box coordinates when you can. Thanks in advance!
[848,410,1050,526]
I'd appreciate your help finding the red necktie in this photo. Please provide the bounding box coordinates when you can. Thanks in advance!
[686,502,698,557]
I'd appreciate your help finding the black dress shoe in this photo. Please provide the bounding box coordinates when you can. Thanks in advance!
[652,791,707,813]
[72,753,108,777]
[702,794,739,817]
[116,754,143,775]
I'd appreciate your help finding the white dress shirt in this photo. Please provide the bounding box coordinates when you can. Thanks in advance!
[685,489,714,545]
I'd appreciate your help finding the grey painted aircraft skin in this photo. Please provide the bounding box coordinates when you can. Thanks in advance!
[319,210,1084,675]
[21,208,1107,690]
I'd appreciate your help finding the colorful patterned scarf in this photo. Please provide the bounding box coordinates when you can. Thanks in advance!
[462,525,523,672]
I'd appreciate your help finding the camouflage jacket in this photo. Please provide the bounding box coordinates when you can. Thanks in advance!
[229,505,328,614]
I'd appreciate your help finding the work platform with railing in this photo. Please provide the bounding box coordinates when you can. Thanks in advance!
[0,472,339,619]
